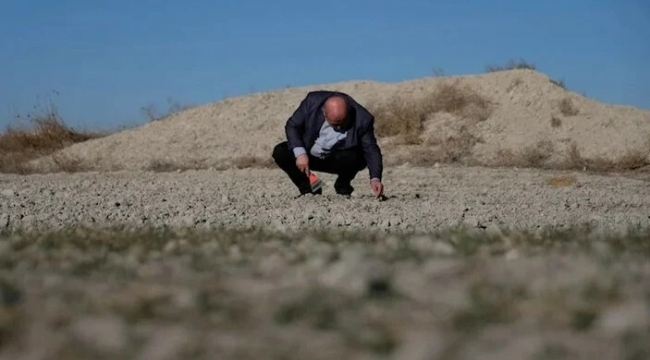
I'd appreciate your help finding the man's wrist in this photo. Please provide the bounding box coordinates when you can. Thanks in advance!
[370,178,381,183]
[292,147,306,158]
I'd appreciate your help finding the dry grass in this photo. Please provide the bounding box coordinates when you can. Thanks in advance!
[146,156,275,172]
[370,81,493,145]
[492,140,649,173]
[230,155,275,169]
[551,116,562,128]
[494,140,555,168]
[0,105,106,174]
[565,142,650,172]
[546,175,577,187]
[558,97,579,116]
[140,97,196,122]
[484,58,536,72]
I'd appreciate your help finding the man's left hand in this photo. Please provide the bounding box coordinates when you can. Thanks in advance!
[370,179,384,198]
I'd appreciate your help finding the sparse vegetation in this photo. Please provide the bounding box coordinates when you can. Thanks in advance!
[551,78,567,89]
[566,142,650,172]
[140,97,196,122]
[494,139,555,168]
[145,156,274,172]
[491,140,650,173]
[0,100,105,174]
[485,58,536,72]
[558,97,579,116]
[369,81,493,146]
[547,175,577,187]
[551,116,562,128]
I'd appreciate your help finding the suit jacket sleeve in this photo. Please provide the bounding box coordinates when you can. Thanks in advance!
[360,116,383,181]
[285,93,312,152]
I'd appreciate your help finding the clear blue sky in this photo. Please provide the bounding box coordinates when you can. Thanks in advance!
[1,0,648,132]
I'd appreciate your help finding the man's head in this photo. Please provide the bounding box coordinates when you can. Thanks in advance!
[323,95,349,128]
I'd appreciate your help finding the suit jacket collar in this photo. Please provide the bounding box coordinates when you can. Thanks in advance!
[312,102,357,148]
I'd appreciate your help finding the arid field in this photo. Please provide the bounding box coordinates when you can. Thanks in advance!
[0,67,649,359]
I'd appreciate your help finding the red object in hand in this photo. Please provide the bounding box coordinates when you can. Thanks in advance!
[309,173,323,192]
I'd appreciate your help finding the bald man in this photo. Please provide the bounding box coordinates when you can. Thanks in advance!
[272,90,384,198]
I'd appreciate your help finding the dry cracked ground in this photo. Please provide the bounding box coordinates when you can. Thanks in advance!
[0,165,649,360]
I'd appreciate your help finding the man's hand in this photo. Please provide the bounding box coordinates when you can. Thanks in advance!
[370,179,384,198]
[296,154,309,174]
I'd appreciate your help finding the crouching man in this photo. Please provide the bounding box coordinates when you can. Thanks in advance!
[272,90,385,198]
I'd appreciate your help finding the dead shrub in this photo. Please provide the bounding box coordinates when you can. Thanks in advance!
[370,81,493,144]
[551,117,562,128]
[565,142,649,172]
[485,59,536,72]
[392,127,482,167]
[494,140,555,168]
[147,156,274,172]
[436,127,483,164]
[231,156,275,169]
[50,153,88,173]
[141,97,195,122]
[0,103,105,174]
[371,96,428,144]
[429,82,493,122]
[558,98,579,116]
[550,78,567,89]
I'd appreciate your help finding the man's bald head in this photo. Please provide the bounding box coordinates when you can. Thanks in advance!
[323,96,348,127]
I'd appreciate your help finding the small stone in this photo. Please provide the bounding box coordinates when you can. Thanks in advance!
[1,189,15,197]
[0,214,8,228]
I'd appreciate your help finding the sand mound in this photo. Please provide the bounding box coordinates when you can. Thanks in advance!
[28,69,650,172]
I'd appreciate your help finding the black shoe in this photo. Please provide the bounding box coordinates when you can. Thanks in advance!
[335,185,354,196]
[334,177,354,196]
[295,188,322,198]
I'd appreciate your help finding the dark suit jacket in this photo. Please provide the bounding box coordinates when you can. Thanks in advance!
[285,90,383,181]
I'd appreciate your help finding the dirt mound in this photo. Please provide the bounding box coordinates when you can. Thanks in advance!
[27,69,650,172]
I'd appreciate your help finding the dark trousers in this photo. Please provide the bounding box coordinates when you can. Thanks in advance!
[272,141,367,195]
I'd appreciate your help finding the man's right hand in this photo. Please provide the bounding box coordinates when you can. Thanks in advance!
[296,154,309,174]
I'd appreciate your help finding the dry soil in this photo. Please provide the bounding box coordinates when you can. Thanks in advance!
[1,69,649,360]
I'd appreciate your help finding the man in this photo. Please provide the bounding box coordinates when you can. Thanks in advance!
[272,90,384,198]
